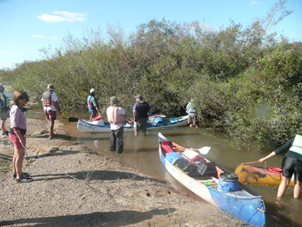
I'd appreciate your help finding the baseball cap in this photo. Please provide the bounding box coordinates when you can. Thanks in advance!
[135,94,143,100]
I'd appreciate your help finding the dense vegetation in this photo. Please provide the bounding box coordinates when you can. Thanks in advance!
[1,0,301,147]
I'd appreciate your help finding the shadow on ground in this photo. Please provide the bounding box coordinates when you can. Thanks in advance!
[0,208,176,227]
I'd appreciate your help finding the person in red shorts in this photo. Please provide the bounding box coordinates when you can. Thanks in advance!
[9,90,33,183]
[41,84,61,139]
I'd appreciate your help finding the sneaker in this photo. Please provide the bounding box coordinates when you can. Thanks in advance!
[16,174,33,183]
[1,131,8,136]
[12,172,30,179]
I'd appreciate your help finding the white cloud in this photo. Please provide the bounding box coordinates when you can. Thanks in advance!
[0,50,12,54]
[32,35,58,39]
[37,11,87,23]
[249,1,260,5]
[32,35,47,38]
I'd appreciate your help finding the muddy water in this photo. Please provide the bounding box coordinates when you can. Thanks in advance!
[26,110,302,227]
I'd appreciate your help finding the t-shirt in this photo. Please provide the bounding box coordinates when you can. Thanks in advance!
[274,137,302,161]
[10,105,26,130]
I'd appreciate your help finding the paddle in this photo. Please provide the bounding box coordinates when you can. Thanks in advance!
[189,146,211,155]
[62,116,78,122]
[25,109,78,122]
[182,147,211,175]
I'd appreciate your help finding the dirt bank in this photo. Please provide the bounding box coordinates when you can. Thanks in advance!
[0,119,248,226]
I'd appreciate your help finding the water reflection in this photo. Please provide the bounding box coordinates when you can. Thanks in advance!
[40,115,302,227]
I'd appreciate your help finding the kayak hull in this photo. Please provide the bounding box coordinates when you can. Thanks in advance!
[234,164,295,187]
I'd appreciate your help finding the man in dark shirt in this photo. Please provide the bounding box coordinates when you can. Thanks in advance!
[258,135,302,198]
[132,94,151,136]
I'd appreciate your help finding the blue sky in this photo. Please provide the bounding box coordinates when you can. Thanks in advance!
[0,0,301,70]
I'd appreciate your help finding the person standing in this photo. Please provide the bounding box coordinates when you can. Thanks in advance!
[9,90,33,183]
[133,94,151,136]
[87,88,101,120]
[42,84,61,140]
[186,99,199,128]
[0,85,10,136]
[106,96,126,154]
[258,135,302,198]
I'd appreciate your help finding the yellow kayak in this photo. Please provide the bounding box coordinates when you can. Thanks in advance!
[234,162,295,188]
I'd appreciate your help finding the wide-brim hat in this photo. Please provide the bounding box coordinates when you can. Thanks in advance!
[47,84,55,90]
[110,96,118,105]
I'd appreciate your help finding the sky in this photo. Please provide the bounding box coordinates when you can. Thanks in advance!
[0,0,301,70]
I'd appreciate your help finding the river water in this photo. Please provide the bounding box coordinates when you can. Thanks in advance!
[27,110,302,227]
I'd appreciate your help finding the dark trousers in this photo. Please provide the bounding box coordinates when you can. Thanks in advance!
[110,127,124,154]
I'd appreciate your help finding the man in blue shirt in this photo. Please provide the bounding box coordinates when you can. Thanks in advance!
[87,88,101,120]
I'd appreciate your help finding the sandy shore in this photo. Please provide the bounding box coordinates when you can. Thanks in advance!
[0,119,248,226]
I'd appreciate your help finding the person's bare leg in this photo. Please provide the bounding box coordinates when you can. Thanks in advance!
[277,176,291,198]
[49,120,55,137]
[293,180,301,198]
[12,151,17,175]
[1,119,7,132]
[14,149,25,178]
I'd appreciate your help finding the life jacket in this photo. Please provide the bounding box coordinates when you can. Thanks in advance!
[134,101,149,120]
[0,93,9,107]
[290,135,302,156]
[42,91,53,107]
[87,95,98,110]
[0,93,9,112]
[107,106,124,124]
[187,102,196,113]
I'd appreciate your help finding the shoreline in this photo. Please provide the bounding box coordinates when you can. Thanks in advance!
[0,119,248,226]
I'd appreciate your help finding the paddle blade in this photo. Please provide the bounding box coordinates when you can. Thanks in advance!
[198,146,211,154]
[68,117,79,122]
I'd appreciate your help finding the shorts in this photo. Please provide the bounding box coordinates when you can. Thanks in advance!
[44,110,57,121]
[134,118,148,133]
[282,156,302,181]
[0,112,8,121]
[9,133,26,150]
[89,110,97,120]
[188,113,198,126]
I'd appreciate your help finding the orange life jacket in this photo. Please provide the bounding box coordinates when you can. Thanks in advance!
[42,91,53,107]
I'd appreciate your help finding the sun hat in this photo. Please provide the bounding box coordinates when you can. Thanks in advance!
[110,96,118,105]
[47,84,55,90]
[135,94,143,100]
[90,88,96,93]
